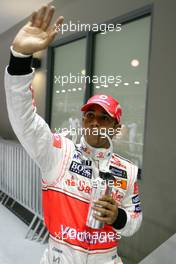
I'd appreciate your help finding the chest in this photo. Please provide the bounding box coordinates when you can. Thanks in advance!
[56,149,129,204]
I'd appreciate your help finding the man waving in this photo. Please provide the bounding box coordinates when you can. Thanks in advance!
[4,5,142,264]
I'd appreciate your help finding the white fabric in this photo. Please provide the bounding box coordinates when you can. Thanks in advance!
[4,68,142,263]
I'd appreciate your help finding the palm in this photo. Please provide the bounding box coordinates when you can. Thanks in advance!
[14,26,50,53]
[12,5,64,54]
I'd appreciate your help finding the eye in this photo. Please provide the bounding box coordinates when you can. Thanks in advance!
[102,115,110,122]
[85,111,94,119]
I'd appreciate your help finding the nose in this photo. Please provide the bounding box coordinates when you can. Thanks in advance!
[90,116,100,127]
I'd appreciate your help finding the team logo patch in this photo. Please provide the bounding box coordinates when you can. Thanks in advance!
[112,191,124,203]
[52,133,62,148]
[134,204,142,213]
[110,165,127,179]
[69,161,92,178]
[132,195,140,204]
[111,154,127,169]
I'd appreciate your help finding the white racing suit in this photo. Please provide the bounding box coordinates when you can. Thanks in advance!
[4,67,142,264]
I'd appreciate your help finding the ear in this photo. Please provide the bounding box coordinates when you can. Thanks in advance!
[82,113,85,121]
[82,114,86,125]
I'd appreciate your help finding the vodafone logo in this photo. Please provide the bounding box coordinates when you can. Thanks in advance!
[99,95,108,100]
[92,94,110,106]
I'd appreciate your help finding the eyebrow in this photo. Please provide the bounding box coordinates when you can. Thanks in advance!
[84,110,116,123]
[87,109,108,115]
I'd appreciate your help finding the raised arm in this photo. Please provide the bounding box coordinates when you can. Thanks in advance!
[4,5,66,174]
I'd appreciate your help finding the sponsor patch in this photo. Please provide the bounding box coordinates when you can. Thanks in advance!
[73,153,79,160]
[111,154,127,169]
[52,134,62,148]
[73,152,92,166]
[113,179,127,190]
[134,204,142,213]
[82,160,92,166]
[96,152,105,159]
[69,161,92,179]
[131,212,141,219]
[133,182,139,194]
[110,165,127,179]
[132,195,140,204]
[112,191,124,203]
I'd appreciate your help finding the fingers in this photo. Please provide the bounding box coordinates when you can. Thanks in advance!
[93,207,114,224]
[45,16,64,44]
[93,214,110,223]
[93,195,118,225]
[41,6,56,31]
[53,16,65,31]
[93,205,112,217]
[47,16,64,34]
[34,5,48,27]
[30,11,37,26]
[94,200,114,211]
[29,4,64,38]
[98,195,116,205]
[30,5,56,29]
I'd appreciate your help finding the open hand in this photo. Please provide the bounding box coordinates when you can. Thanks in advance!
[12,5,64,55]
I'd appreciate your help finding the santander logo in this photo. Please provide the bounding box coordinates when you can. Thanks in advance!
[111,155,126,169]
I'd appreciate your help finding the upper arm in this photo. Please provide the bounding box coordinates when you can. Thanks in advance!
[4,68,61,173]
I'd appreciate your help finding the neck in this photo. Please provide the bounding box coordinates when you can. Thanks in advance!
[80,136,112,160]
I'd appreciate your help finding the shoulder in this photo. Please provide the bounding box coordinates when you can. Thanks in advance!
[111,153,137,168]
[52,133,75,151]
[110,153,138,182]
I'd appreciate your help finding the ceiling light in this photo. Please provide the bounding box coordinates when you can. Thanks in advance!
[61,89,66,93]
[131,59,140,67]
[115,83,119,87]
[124,82,129,86]
[56,90,60,94]
[81,69,86,75]
[134,81,140,85]
[78,87,82,91]
[95,85,100,89]
[72,88,77,92]
[101,84,108,88]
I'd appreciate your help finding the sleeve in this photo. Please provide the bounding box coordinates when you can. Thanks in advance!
[4,53,68,178]
[112,164,142,237]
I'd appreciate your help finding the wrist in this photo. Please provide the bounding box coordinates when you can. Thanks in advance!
[112,208,127,230]
[11,45,32,58]
[111,209,119,225]
[8,49,33,75]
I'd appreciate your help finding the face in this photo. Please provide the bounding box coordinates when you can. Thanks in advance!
[82,104,121,148]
